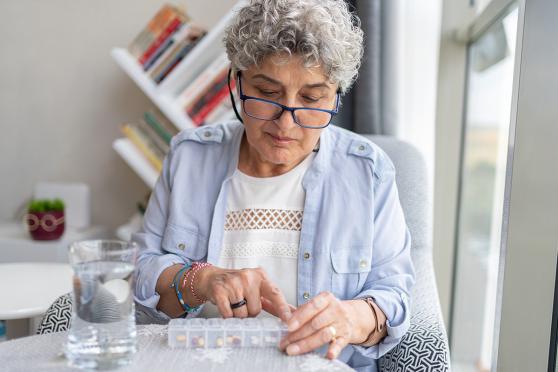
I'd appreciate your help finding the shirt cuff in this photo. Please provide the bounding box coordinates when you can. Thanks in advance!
[352,290,411,359]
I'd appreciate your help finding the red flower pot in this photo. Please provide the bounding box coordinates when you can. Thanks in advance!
[26,211,65,241]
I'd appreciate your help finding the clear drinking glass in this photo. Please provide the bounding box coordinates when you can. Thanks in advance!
[65,240,138,369]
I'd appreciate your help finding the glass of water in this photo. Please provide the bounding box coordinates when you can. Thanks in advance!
[65,240,138,369]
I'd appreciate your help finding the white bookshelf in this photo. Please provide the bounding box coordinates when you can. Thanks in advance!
[111,1,245,191]
[111,48,196,131]
[113,138,159,189]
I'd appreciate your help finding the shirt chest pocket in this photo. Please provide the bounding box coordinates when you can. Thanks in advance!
[161,224,207,261]
[330,245,372,300]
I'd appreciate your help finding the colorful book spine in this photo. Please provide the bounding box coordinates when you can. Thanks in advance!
[147,109,179,136]
[138,16,184,66]
[143,37,175,71]
[178,52,230,109]
[153,37,202,84]
[202,86,238,125]
[138,119,170,154]
[148,26,205,81]
[144,111,173,144]
[189,78,231,126]
[128,5,178,59]
[186,71,228,118]
[121,124,163,171]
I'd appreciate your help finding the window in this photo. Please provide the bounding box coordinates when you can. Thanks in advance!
[451,6,518,371]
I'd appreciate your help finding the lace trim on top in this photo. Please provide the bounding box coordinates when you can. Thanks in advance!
[224,208,303,231]
[220,241,298,259]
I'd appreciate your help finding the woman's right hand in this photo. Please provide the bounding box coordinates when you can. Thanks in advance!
[196,266,293,321]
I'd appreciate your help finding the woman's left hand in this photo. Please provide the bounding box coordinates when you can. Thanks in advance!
[279,291,366,360]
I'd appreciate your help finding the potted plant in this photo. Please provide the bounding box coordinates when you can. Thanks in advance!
[25,198,65,240]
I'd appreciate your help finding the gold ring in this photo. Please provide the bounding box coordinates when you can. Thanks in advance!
[329,325,337,342]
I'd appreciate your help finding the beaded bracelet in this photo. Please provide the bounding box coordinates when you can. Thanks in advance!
[170,263,202,314]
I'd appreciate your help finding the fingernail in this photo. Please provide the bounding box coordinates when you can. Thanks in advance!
[288,320,299,331]
[282,311,292,321]
[286,344,300,355]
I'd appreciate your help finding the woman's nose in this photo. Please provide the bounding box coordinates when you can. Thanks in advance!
[273,109,297,130]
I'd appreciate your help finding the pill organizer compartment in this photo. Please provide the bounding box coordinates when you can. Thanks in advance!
[243,318,263,347]
[206,318,226,348]
[187,318,206,348]
[224,318,243,347]
[168,318,188,348]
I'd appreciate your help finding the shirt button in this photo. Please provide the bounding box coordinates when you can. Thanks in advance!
[358,145,365,151]
[303,292,310,300]
[303,252,311,260]
[359,259,367,268]
[178,243,186,250]
[204,131,212,138]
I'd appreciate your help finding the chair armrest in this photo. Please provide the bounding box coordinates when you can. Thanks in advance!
[36,292,73,335]
[379,251,451,371]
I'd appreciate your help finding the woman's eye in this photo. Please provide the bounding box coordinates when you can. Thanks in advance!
[258,89,277,97]
[303,96,320,103]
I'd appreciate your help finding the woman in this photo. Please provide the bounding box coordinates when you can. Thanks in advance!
[133,0,415,370]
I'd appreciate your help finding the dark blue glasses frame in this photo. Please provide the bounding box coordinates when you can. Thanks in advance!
[236,71,340,129]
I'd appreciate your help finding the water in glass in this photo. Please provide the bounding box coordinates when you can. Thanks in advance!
[65,240,137,369]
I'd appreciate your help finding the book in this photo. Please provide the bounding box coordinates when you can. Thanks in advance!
[128,5,183,60]
[147,109,179,136]
[144,111,174,144]
[148,25,206,83]
[138,119,170,154]
[121,123,164,171]
[178,52,231,109]
[142,22,199,71]
[202,89,238,126]
[189,77,229,126]
[186,70,230,125]
[138,14,188,66]
[153,35,203,84]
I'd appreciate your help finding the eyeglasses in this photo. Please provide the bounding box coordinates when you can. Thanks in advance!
[236,72,339,129]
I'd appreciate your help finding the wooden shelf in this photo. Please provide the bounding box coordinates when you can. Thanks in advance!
[113,138,159,189]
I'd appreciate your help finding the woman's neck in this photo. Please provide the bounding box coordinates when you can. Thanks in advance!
[237,134,306,177]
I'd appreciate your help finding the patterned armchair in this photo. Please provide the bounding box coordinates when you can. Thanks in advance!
[38,135,450,371]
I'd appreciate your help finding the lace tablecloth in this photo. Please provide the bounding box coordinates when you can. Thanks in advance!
[0,325,353,371]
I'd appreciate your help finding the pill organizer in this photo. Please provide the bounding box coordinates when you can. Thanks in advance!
[168,317,289,348]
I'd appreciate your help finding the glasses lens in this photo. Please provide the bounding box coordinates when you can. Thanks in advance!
[243,99,282,121]
[294,109,332,128]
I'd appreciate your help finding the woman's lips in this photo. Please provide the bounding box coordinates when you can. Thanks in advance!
[267,133,295,144]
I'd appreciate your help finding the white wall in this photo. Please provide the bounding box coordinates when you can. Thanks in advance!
[0,0,237,231]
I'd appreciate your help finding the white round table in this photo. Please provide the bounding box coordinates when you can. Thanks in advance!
[0,263,73,320]
[0,325,353,371]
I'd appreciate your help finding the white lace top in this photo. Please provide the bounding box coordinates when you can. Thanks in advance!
[199,152,315,318]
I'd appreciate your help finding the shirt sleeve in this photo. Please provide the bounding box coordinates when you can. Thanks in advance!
[351,165,416,360]
[132,152,205,323]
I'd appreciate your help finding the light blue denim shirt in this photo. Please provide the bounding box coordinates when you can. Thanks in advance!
[132,121,415,371]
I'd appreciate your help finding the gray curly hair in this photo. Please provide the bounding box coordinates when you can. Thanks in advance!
[224,0,364,94]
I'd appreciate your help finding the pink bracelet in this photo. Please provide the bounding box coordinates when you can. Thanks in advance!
[182,262,212,304]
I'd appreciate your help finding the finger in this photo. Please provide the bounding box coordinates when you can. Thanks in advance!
[259,272,292,322]
[286,291,332,332]
[228,278,248,318]
[262,297,295,318]
[241,270,262,317]
[244,291,262,318]
[285,324,336,356]
[212,284,234,318]
[326,336,348,360]
[280,304,335,350]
